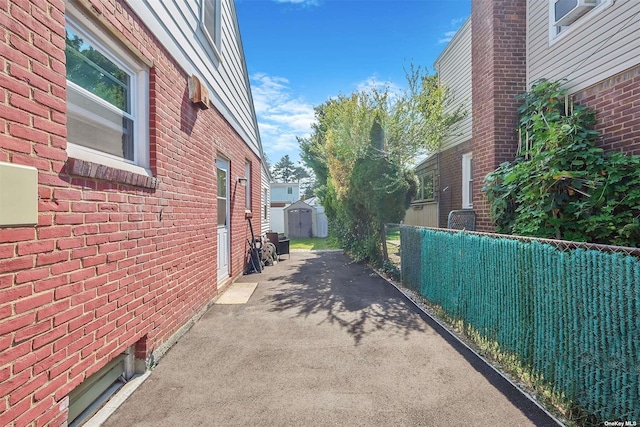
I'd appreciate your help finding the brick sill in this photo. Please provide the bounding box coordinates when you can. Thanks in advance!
[67,157,159,189]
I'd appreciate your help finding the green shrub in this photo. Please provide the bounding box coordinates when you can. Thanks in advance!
[483,79,640,247]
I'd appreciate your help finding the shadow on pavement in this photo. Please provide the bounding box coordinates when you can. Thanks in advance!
[102,251,561,427]
[264,252,427,345]
[262,251,560,426]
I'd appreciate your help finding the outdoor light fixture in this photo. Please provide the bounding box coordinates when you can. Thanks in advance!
[237,177,248,187]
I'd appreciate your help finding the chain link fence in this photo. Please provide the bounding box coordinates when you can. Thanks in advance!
[399,225,639,422]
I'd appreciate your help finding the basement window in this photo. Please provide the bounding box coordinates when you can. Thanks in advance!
[67,344,143,426]
[68,355,128,426]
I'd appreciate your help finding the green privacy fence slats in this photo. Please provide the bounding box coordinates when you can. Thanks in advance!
[400,226,640,420]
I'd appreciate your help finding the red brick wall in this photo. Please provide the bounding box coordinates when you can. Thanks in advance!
[471,0,527,232]
[0,1,261,425]
[437,140,472,228]
[572,64,640,156]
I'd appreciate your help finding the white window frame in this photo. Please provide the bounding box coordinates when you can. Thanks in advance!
[263,187,268,220]
[245,161,251,210]
[200,0,222,60]
[548,0,613,45]
[462,152,473,209]
[414,171,436,203]
[65,6,150,176]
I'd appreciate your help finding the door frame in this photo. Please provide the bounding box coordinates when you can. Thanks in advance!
[216,158,230,283]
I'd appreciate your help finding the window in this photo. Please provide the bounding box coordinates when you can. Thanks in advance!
[287,187,293,195]
[462,153,473,209]
[414,171,435,202]
[263,188,268,220]
[245,162,251,210]
[201,0,221,58]
[217,166,227,226]
[549,0,612,41]
[65,14,149,173]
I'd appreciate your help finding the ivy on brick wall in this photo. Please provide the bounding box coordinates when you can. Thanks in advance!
[483,79,640,247]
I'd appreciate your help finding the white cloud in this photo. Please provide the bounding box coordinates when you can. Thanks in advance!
[273,0,320,6]
[356,75,404,96]
[354,75,405,107]
[438,16,468,44]
[438,31,458,44]
[450,17,467,28]
[251,73,316,163]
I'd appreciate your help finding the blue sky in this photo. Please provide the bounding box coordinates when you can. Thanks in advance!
[235,0,471,166]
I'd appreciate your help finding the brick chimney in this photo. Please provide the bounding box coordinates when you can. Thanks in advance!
[471,0,527,231]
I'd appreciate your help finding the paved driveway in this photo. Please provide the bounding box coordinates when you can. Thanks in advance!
[103,251,559,426]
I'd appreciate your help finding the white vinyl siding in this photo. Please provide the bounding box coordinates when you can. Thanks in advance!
[270,183,299,204]
[404,203,439,228]
[262,187,269,230]
[528,0,640,94]
[434,18,472,151]
[261,161,271,234]
[125,0,261,157]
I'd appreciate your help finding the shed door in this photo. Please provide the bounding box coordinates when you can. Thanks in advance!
[288,208,312,238]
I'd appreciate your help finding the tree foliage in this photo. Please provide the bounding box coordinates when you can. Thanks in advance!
[65,29,128,111]
[271,154,309,183]
[338,116,414,261]
[483,79,640,246]
[300,67,462,263]
[385,66,466,165]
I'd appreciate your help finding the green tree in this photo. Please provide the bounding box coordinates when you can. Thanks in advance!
[298,114,329,201]
[348,117,412,260]
[65,28,129,111]
[385,66,466,165]
[299,66,459,263]
[271,155,309,183]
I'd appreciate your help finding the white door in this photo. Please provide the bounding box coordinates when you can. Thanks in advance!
[216,159,229,282]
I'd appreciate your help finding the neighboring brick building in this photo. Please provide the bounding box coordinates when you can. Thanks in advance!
[470,0,527,231]
[570,66,640,157]
[404,18,478,229]
[406,0,640,232]
[527,0,640,157]
[0,0,264,425]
